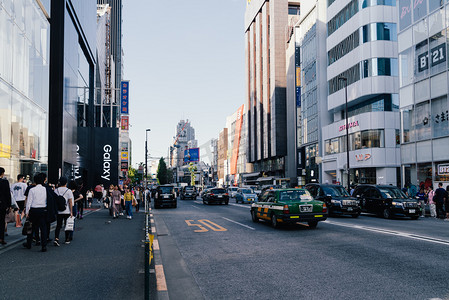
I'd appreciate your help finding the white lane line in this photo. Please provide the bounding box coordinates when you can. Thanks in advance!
[222,217,256,230]
[325,220,449,246]
[194,201,202,205]
[229,203,251,209]
[191,205,201,210]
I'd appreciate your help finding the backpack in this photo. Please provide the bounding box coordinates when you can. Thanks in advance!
[56,188,68,211]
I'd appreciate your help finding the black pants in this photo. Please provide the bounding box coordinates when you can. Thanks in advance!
[16,201,25,213]
[55,214,70,241]
[0,209,6,241]
[26,208,48,248]
[77,200,84,217]
[436,202,445,218]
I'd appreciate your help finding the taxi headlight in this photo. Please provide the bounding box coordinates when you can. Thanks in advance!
[331,199,340,205]
[392,201,403,207]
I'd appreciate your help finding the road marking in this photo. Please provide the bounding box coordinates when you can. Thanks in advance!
[155,264,168,291]
[194,201,202,205]
[325,220,449,246]
[229,203,251,209]
[191,205,201,210]
[222,217,256,230]
[198,219,227,231]
[151,219,155,223]
[153,239,160,250]
[185,220,208,232]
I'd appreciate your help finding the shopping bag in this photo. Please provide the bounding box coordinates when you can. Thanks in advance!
[5,209,15,223]
[65,216,75,232]
[15,212,22,227]
[22,219,32,236]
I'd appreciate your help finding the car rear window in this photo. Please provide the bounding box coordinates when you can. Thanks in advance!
[159,187,173,193]
[212,189,226,194]
[279,190,313,202]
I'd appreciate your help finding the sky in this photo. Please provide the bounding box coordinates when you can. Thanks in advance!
[122,0,247,167]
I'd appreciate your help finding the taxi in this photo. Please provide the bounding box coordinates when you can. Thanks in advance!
[250,188,328,228]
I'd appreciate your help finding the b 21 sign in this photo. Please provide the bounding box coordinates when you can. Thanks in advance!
[418,43,446,72]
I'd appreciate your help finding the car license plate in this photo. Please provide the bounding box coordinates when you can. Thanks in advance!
[409,209,415,213]
[300,205,313,212]
[347,207,353,211]
[164,195,169,199]
[248,198,253,202]
[314,215,323,218]
[218,195,223,198]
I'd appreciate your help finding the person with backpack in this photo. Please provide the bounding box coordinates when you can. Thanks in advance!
[434,183,448,219]
[427,185,436,218]
[416,187,427,218]
[54,177,74,246]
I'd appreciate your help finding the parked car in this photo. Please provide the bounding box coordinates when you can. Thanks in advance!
[203,188,229,205]
[352,185,420,219]
[180,186,197,200]
[305,184,360,217]
[235,188,257,204]
[251,188,328,228]
[227,187,239,198]
[154,185,177,209]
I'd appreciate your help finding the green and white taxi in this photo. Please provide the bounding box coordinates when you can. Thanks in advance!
[251,188,328,228]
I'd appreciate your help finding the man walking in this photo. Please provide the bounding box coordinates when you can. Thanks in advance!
[11,174,27,216]
[434,183,448,219]
[0,167,11,245]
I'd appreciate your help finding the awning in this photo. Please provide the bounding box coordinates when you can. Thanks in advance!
[256,176,275,182]
[242,172,260,178]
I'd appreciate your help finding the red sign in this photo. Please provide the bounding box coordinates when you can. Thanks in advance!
[355,154,371,162]
[121,116,129,130]
[339,121,359,132]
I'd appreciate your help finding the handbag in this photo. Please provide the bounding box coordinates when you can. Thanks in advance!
[5,209,15,223]
[65,216,75,232]
[22,219,33,235]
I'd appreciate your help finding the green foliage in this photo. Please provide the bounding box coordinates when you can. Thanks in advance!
[157,157,168,185]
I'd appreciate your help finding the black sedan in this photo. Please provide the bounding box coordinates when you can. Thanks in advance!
[202,188,229,205]
[305,184,361,217]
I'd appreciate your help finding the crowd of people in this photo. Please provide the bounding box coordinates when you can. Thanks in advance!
[0,167,147,251]
[412,183,449,220]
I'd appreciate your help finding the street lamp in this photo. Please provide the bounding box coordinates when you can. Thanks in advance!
[338,77,350,190]
[145,129,151,207]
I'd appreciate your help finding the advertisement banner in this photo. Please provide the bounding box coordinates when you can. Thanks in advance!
[121,152,129,161]
[120,81,129,114]
[94,127,119,186]
[121,162,128,172]
[121,116,129,130]
[184,148,200,163]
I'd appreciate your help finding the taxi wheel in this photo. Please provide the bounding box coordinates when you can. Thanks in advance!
[308,221,318,229]
[251,210,259,223]
[271,214,279,229]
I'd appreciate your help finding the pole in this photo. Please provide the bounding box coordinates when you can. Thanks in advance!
[344,79,350,190]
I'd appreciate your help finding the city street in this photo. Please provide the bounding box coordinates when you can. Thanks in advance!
[154,197,449,299]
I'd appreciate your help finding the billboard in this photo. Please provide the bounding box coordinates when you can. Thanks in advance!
[184,148,199,163]
[121,161,128,172]
[120,81,129,114]
[94,127,119,186]
[121,116,129,130]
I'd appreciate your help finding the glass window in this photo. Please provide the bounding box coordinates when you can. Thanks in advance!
[429,0,444,12]
[431,96,449,137]
[399,48,414,87]
[414,101,432,140]
[429,31,446,75]
[415,39,429,81]
[352,132,362,150]
[288,6,300,15]
[377,23,397,41]
[399,0,412,31]
[414,0,428,21]
[401,106,415,142]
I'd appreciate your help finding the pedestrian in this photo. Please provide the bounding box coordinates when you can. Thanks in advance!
[446,186,449,221]
[427,185,436,218]
[111,185,121,219]
[124,188,134,219]
[10,174,27,216]
[135,187,141,212]
[0,167,11,245]
[416,187,427,218]
[69,181,84,220]
[102,185,107,208]
[87,189,93,208]
[94,184,102,206]
[434,183,447,219]
[54,177,74,246]
[23,173,48,252]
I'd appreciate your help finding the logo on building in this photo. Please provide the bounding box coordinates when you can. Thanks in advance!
[355,154,371,162]
[102,145,113,180]
[438,164,449,176]
[339,121,359,132]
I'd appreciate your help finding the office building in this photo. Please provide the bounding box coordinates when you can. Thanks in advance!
[397,0,449,189]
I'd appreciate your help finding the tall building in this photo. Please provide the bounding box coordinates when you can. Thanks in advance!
[397,0,449,189]
[171,120,196,168]
[0,0,50,181]
[217,128,228,186]
[321,0,401,187]
[245,0,301,178]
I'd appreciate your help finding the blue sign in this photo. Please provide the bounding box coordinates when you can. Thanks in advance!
[121,81,129,114]
[184,148,199,163]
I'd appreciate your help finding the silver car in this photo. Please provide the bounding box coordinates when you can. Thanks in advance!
[235,188,257,204]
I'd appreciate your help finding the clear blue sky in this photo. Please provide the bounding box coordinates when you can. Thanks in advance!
[123,0,247,167]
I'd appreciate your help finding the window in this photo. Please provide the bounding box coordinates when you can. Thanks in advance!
[328,30,359,65]
[398,0,412,31]
[288,5,300,15]
[431,96,449,138]
[399,47,414,87]
[401,106,414,142]
[328,0,358,36]
[429,0,444,12]
[414,101,432,140]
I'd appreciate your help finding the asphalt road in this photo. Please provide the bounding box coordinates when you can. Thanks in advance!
[153,197,449,300]
[0,207,146,300]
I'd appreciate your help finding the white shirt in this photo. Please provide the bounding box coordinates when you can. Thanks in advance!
[11,182,28,202]
[25,184,47,214]
[55,187,74,214]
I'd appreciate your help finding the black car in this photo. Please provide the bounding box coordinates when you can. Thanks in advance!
[180,186,197,200]
[203,188,229,205]
[154,185,177,208]
[352,185,420,219]
[305,184,360,218]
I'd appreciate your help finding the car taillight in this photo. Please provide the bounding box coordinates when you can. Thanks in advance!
[283,205,290,214]
[225,193,229,196]
[210,193,214,196]
[323,203,327,213]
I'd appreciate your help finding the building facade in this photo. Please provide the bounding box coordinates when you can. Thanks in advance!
[245,0,300,178]
[397,0,449,190]
[0,0,50,181]
[322,0,401,187]
[217,128,228,186]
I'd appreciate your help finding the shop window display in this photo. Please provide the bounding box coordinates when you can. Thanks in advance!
[431,96,449,138]
[414,101,432,140]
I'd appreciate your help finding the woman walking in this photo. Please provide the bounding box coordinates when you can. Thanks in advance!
[427,185,436,218]
[54,177,74,246]
[111,185,121,219]
[124,188,134,220]
[86,189,93,208]
[135,187,141,212]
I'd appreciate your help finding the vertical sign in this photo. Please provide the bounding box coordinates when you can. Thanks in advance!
[121,81,129,114]
[121,116,129,130]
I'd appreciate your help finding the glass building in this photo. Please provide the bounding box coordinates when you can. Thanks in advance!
[0,0,50,181]
[397,0,449,191]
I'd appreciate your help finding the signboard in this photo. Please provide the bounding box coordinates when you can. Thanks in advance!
[120,81,129,114]
[355,154,372,162]
[121,116,129,130]
[94,127,119,186]
[121,162,128,172]
[121,142,128,152]
[418,43,446,72]
[438,164,449,176]
[339,121,359,132]
[121,152,129,161]
[184,148,200,163]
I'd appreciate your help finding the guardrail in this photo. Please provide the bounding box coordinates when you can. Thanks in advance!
[144,196,154,299]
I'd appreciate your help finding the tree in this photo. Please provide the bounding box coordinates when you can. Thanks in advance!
[157,157,168,185]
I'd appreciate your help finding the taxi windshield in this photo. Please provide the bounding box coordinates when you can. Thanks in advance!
[241,189,253,194]
[322,186,350,197]
[379,187,407,199]
[279,190,313,202]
